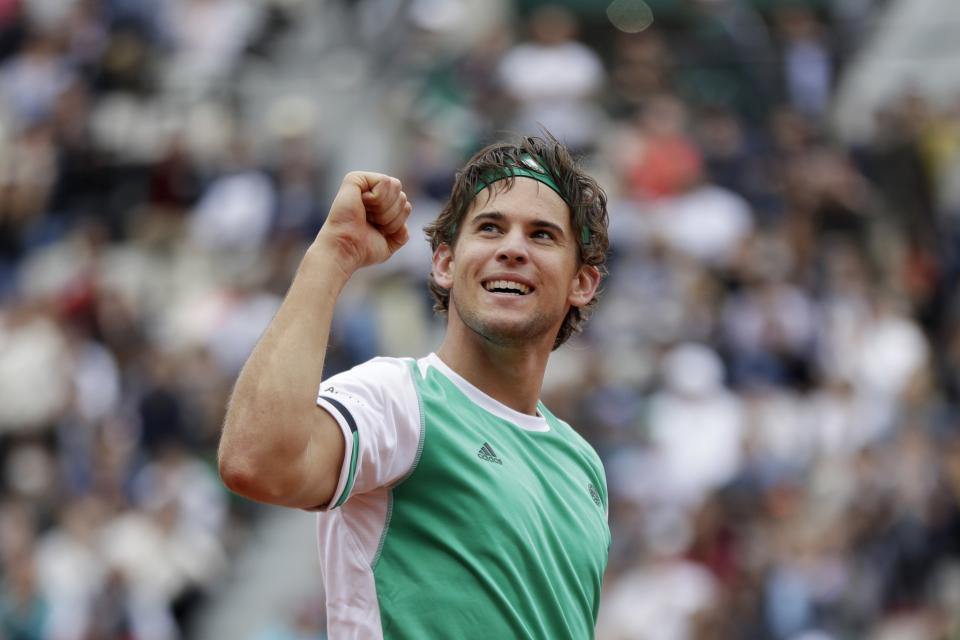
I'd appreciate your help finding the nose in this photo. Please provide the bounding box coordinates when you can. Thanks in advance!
[496,229,528,264]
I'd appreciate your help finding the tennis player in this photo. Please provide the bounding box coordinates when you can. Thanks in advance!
[219,134,611,638]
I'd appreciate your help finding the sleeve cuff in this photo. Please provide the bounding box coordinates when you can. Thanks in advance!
[311,395,360,511]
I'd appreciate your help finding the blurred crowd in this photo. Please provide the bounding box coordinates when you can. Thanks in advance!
[2,0,960,638]
[0,0,319,637]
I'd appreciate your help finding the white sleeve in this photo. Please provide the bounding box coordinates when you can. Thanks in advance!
[313,357,421,510]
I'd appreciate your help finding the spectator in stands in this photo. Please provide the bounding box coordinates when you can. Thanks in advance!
[497,5,605,154]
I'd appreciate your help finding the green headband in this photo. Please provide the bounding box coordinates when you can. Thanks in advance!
[473,154,591,244]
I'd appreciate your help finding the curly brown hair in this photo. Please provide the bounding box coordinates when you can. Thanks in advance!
[424,134,609,349]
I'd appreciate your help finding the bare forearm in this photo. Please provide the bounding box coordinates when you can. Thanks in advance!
[233,243,347,419]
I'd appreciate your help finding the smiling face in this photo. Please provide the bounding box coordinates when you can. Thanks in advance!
[431,177,601,350]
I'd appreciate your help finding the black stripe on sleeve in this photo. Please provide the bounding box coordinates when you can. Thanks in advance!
[319,395,358,433]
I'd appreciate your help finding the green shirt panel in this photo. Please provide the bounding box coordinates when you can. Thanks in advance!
[373,361,610,639]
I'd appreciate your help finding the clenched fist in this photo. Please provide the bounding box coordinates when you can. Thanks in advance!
[315,172,412,275]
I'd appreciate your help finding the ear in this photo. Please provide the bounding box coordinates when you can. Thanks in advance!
[568,264,601,308]
[432,243,454,289]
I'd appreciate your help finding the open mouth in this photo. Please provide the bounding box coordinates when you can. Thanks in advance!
[483,279,532,296]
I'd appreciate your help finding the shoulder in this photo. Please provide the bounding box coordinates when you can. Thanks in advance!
[542,406,604,470]
[319,356,420,419]
[327,355,416,379]
[322,356,416,391]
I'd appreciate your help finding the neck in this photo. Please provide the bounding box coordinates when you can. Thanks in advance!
[435,319,554,416]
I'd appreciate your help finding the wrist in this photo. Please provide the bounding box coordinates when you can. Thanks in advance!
[300,238,357,291]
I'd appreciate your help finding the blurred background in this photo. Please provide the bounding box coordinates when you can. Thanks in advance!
[1,0,960,638]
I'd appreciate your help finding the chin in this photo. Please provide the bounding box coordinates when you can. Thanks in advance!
[466,311,554,348]
[451,294,561,347]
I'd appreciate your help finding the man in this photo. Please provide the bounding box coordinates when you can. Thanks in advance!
[218,135,611,638]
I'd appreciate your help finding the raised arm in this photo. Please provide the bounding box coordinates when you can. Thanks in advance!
[218,172,411,509]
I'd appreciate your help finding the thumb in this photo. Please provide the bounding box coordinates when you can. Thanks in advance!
[328,171,394,224]
[326,179,363,225]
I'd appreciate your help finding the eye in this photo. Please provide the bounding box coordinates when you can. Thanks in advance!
[531,229,555,241]
[477,222,501,234]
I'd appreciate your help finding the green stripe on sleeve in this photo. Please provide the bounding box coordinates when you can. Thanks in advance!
[335,431,359,508]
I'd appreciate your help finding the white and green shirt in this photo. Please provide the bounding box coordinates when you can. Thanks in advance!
[315,353,610,639]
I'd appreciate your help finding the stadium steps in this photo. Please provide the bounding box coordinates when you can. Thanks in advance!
[834,0,960,141]
[190,506,322,639]
[234,0,399,188]
[189,1,385,636]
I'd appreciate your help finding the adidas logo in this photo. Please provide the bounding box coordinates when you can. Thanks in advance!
[477,442,502,465]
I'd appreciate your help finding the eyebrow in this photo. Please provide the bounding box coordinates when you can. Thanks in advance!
[469,211,567,238]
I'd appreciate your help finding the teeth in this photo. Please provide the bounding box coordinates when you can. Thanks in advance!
[485,280,530,295]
